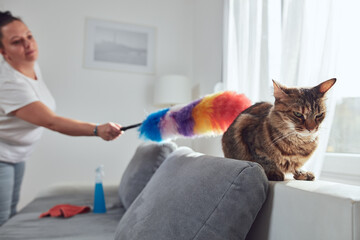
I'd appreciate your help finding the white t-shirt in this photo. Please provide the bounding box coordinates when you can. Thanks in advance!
[0,60,56,163]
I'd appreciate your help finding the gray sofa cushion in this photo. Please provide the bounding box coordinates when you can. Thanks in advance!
[118,141,177,209]
[115,147,269,240]
[0,186,123,240]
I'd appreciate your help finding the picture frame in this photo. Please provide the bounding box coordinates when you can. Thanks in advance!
[84,18,156,74]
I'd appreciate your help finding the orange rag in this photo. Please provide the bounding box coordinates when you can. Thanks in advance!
[39,204,91,218]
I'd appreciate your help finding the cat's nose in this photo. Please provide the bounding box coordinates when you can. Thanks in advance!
[305,120,316,132]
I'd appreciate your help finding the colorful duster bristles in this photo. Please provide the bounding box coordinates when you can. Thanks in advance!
[138,91,251,142]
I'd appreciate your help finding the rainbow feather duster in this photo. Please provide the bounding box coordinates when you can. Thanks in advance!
[131,91,251,142]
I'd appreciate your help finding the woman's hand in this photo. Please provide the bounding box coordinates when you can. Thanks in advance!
[96,122,123,141]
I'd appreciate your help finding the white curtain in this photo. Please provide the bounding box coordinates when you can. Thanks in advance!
[223,0,281,103]
[223,0,338,177]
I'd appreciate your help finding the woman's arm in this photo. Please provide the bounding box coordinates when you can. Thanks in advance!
[12,101,122,141]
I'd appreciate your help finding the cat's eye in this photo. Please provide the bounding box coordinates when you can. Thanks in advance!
[293,111,304,118]
[316,113,324,119]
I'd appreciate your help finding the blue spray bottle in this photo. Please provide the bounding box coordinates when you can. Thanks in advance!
[93,165,106,213]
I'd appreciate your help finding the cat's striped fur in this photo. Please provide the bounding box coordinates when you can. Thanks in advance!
[222,79,336,181]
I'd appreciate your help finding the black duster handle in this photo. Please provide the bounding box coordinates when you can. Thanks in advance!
[120,123,142,131]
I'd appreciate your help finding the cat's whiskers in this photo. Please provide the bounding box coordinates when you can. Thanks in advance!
[317,125,328,133]
[269,130,296,147]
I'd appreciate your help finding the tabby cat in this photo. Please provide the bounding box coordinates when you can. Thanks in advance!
[222,79,336,181]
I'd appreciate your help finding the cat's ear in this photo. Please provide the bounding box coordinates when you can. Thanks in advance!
[272,80,287,99]
[315,78,336,95]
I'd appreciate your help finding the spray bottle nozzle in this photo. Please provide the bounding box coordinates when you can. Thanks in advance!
[95,165,105,183]
[95,165,104,175]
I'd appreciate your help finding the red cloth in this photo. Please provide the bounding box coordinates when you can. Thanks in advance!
[39,204,91,218]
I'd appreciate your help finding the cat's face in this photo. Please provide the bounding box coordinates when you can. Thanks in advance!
[272,79,336,137]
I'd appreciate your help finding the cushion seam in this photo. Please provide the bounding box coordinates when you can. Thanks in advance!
[191,163,255,240]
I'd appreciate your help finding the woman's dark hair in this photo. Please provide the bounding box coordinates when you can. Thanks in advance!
[0,11,22,48]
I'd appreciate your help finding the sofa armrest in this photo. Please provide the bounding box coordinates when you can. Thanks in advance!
[246,180,360,240]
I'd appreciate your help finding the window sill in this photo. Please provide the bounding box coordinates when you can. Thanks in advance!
[320,153,360,186]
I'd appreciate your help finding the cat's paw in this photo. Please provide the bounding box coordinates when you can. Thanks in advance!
[266,169,285,181]
[293,170,315,181]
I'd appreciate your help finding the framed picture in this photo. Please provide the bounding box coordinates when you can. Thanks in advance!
[84,18,156,74]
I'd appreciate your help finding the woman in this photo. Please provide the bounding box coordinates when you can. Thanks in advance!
[0,11,123,226]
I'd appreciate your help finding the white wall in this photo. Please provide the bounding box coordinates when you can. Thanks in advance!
[0,0,223,209]
[193,0,224,96]
[191,0,224,157]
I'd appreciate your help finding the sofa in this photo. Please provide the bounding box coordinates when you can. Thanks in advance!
[0,142,359,240]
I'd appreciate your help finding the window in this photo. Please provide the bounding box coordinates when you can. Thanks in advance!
[224,0,360,185]
[321,0,360,185]
[327,98,360,154]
